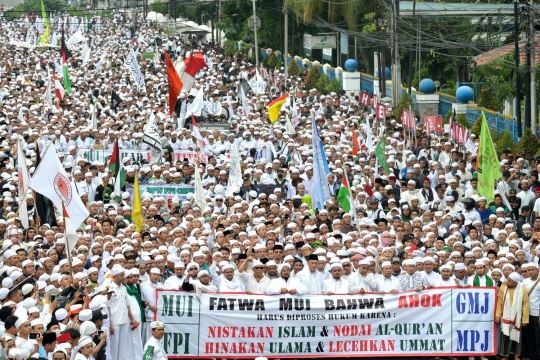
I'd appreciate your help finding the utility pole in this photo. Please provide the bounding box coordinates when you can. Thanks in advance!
[376,0,385,97]
[252,0,259,69]
[291,4,295,58]
[407,0,416,95]
[284,4,288,87]
[514,0,522,137]
[392,0,401,106]
[211,0,215,45]
[530,0,537,135]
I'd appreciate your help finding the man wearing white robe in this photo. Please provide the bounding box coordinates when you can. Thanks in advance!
[140,268,163,342]
[296,254,324,295]
[376,261,401,294]
[350,259,378,293]
[163,263,186,290]
[265,263,309,295]
[322,263,355,295]
[434,265,455,287]
[212,264,246,293]
[123,270,143,360]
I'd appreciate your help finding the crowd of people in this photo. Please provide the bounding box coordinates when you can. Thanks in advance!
[0,6,537,360]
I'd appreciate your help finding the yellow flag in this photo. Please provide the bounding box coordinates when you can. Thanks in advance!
[477,111,501,201]
[132,171,144,232]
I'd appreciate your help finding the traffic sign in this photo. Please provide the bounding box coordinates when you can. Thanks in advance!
[248,15,261,31]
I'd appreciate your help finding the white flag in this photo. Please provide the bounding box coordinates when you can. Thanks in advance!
[17,140,30,228]
[81,41,91,66]
[50,31,57,46]
[186,87,205,117]
[66,30,86,45]
[45,68,53,107]
[193,162,206,211]
[226,142,243,197]
[28,145,90,228]
[91,104,97,130]
[18,106,24,122]
[240,86,250,116]
[124,48,145,89]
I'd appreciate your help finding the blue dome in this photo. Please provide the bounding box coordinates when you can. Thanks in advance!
[375,67,391,79]
[419,78,435,94]
[344,59,358,72]
[456,86,474,103]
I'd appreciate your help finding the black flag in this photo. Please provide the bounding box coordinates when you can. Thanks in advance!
[111,91,123,110]
[240,78,252,95]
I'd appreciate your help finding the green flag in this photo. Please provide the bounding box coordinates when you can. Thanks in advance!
[375,137,391,175]
[477,111,501,201]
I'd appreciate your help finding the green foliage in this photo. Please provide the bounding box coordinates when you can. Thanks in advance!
[7,0,67,19]
[316,74,331,92]
[443,110,452,125]
[456,114,470,129]
[515,127,540,158]
[496,131,516,151]
[470,116,482,135]
[412,67,430,90]
[267,53,278,68]
[394,93,416,121]
[304,65,321,90]
[327,79,342,93]
[223,40,236,55]
[472,53,517,113]
[288,60,300,76]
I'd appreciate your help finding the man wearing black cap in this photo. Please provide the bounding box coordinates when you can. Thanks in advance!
[296,254,323,295]
[40,332,57,358]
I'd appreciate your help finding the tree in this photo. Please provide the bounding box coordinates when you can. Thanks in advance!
[394,93,416,121]
[7,0,67,19]
[304,66,320,90]
[496,131,516,152]
[515,127,540,158]
[288,60,300,76]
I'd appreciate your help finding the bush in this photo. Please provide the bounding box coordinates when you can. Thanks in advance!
[223,40,236,55]
[327,79,342,93]
[456,114,471,129]
[470,116,482,135]
[304,66,321,90]
[316,74,331,92]
[288,59,300,76]
[515,127,540,158]
[267,53,278,68]
[394,93,416,121]
[496,131,516,151]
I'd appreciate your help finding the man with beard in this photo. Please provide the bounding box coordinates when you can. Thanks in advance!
[163,263,186,290]
[265,263,308,295]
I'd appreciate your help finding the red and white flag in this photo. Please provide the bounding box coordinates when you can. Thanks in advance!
[53,73,65,101]
[177,53,208,92]
[359,92,370,107]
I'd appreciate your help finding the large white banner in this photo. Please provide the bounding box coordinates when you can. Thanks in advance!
[124,49,145,89]
[155,288,496,358]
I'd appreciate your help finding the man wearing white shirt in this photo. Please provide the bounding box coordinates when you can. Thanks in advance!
[376,261,401,294]
[467,261,493,287]
[434,265,455,287]
[522,263,540,360]
[265,263,309,295]
[322,263,354,295]
[420,257,441,286]
[140,268,163,342]
[237,258,271,294]
[350,259,378,293]
[163,263,186,290]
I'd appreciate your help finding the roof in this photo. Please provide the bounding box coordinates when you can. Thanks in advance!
[472,35,540,66]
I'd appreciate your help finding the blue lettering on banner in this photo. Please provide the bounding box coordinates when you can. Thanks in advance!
[455,292,490,314]
[456,330,490,352]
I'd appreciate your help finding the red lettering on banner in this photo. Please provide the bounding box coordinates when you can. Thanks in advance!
[208,326,273,338]
[398,294,443,308]
[329,340,395,352]
[360,92,370,107]
[205,342,265,354]
[376,104,386,120]
[333,324,372,337]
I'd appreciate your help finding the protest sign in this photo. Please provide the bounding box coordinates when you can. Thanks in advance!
[83,149,209,164]
[155,288,496,358]
[126,183,194,202]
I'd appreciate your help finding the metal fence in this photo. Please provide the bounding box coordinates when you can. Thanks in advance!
[267,52,522,142]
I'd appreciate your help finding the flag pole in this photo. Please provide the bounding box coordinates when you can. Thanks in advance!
[63,202,74,278]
